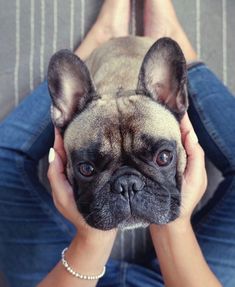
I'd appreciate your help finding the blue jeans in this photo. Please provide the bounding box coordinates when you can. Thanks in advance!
[0,64,235,287]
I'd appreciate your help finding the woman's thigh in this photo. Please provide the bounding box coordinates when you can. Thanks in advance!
[0,82,76,286]
[0,181,72,286]
[195,177,235,286]
[97,261,164,287]
[188,63,235,287]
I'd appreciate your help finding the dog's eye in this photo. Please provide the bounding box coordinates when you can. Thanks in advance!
[78,163,95,177]
[155,150,173,166]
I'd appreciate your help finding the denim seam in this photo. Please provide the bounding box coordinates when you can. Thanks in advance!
[120,262,127,287]
[188,64,208,75]
[189,89,234,174]
[194,177,235,233]
[18,109,51,155]
[19,161,74,237]
[14,113,74,237]
[187,62,205,71]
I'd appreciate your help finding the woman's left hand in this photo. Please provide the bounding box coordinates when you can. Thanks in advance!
[47,128,83,229]
[47,128,117,243]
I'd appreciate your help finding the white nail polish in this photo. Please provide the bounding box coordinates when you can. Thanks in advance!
[48,148,55,163]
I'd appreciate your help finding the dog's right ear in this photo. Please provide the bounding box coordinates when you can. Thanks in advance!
[47,49,95,130]
[137,37,188,120]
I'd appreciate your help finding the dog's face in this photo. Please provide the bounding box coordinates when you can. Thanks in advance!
[48,37,188,230]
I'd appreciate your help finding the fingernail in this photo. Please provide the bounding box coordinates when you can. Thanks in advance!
[48,148,55,163]
[189,130,198,144]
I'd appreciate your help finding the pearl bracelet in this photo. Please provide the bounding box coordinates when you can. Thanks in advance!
[61,247,106,280]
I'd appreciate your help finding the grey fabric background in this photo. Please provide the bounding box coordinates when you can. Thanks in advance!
[0,0,235,286]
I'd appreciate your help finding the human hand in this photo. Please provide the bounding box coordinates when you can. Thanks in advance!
[150,112,207,235]
[149,118,220,287]
[47,128,117,244]
[176,113,207,224]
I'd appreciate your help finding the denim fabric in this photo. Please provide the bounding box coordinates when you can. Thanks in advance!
[187,64,235,287]
[0,64,235,287]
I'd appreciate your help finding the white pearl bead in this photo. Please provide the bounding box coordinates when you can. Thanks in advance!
[61,247,105,280]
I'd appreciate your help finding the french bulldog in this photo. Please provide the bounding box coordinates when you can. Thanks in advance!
[47,36,188,230]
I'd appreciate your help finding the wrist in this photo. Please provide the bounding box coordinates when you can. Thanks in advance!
[150,217,192,237]
[74,229,117,250]
[64,230,116,275]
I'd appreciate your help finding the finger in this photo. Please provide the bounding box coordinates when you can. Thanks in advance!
[53,127,67,165]
[183,131,205,183]
[47,148,73,199]
[48,148,87,229]
[180,113,198,144]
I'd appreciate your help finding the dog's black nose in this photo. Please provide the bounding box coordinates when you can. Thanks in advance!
[113,175,144,196]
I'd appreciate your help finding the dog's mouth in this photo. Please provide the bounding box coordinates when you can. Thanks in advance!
[75,168,180,230]
[77,189,180,230]
[116,215,150,229]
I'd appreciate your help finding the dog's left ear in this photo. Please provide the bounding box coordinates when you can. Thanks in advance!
[137,37,188,119]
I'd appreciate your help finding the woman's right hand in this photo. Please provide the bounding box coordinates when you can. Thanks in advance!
[176,113,207,224]
[149,114,221,287]
[151,113,207,233]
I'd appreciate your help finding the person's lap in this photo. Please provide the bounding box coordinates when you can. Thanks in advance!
[0,82,74,286]
[188,64,235,287]
[0,64,235,287]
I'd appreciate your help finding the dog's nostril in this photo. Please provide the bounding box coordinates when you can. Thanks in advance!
[112,175,144,195]
[132,182,141,192]
[118,184,124,193]
[132,178,144,191]
[113,180,125,194]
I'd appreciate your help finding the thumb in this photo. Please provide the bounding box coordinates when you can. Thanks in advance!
[47,148,73,194]
[183,131,205,182]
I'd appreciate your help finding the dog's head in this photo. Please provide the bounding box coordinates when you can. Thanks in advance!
[48,37,188,230]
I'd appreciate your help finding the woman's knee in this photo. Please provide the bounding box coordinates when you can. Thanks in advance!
[187,64,235,174]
